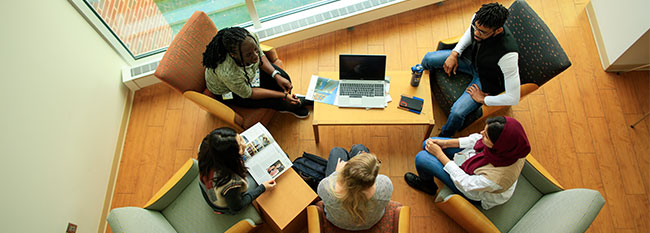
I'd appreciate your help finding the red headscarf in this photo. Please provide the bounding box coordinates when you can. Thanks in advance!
[460,117,531,175]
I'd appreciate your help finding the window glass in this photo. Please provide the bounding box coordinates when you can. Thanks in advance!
[85,0,249,58]
[255,0,328,20]
[83,0,334,59]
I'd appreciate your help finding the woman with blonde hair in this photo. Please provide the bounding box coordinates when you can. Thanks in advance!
[317,145,393,230]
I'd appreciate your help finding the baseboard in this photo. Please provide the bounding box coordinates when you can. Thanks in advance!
[585,1,610,71]
[97,89,135,233]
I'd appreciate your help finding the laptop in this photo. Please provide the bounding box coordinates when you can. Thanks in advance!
[337,54,387,108]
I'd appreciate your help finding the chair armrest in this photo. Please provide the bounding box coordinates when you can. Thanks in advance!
[261,44,280,64]
[183,91,244,132]
[307,205,321,233]
[526,155,564,190]
[435,188,499,233]
[398,206,411,233]
[144,159,199,210]
[437,35,463,51]
[224,219,257,233]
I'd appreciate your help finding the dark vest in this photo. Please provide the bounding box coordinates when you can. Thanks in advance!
[461,26,519,95]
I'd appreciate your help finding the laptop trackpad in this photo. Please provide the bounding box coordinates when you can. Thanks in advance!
[349,97,362,106]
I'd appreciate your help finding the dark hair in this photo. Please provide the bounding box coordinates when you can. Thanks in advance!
[473,2,509,30]
[202,27,259,70]
[197,127,247,187]
[486,116,507,142]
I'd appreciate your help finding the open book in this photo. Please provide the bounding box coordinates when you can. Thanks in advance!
[240,122,293,184]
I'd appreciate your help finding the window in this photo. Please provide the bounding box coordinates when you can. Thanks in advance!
[71,0,336,63]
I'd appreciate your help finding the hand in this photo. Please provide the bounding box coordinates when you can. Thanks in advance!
[425,141,451,165]
[275,75,293,93]
[335,158,347,173]
[466,84,487,104]
[263,179,276,191]
[425,140,444,157]
[443,52,459,76]
[284,93,301,105]
[430,139,450,149]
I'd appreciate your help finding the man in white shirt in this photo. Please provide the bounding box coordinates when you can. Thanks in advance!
[421,3,520,137]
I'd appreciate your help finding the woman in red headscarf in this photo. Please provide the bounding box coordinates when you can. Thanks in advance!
[404,116,530,209]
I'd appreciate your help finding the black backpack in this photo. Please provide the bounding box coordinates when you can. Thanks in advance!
[292,152,328,191]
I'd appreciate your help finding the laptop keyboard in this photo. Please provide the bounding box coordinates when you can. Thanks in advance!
[340,83,384,97]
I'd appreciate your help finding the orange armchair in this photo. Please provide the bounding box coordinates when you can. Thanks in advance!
[155,11,280,132]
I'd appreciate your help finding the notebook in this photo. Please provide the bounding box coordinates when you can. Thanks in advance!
[337,54,387,108]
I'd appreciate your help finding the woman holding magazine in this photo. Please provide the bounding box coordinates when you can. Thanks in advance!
[198,127,276,214]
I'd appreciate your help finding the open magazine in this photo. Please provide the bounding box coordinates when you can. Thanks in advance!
[305,75,339,105]
[240,122,293,184]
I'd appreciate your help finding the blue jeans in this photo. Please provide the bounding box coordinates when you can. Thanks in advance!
[421,50,483,137]
[414,137,463,195]
[325,144,370,176]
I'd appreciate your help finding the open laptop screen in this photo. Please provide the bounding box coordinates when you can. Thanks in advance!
[339,54,386,81]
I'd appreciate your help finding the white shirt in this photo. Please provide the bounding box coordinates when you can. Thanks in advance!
[452,15,521,107]
[443,133,519,210]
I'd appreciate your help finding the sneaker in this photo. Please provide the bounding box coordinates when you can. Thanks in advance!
[297,95,314,106]
[279,106,310,119]
[404,172,438,195]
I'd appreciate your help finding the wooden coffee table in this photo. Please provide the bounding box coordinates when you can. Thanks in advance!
[312,71,435,143]
[255,168,318,233]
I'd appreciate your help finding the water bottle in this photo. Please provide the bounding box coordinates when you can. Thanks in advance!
[410,64,423,87]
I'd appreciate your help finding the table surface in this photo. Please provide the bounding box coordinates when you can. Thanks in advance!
[313,71,434,126]
[255,168,318,230]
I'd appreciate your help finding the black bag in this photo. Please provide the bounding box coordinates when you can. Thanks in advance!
[292,152,328,191]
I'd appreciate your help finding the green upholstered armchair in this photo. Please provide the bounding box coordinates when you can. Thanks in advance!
[107,159,263,233]
[430,0,571,133]
[434,156,604,233]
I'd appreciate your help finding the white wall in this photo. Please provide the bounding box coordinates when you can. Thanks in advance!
[0,1,128,232]
[588,0,650,70]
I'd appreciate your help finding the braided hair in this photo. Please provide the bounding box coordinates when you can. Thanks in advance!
[197,127,247,187]
[202,27,260,70]
[473,2,509,30]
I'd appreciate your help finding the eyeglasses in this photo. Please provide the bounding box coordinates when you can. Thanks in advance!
[471,24,494,36]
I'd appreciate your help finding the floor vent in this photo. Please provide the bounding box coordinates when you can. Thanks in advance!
[122,59,161,91]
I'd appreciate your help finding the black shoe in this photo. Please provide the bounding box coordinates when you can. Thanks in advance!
[404,172,438,195]
[297,95,314,106]
[279,106,310,119]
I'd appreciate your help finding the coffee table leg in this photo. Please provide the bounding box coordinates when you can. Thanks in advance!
[313,124,320,143]
[424,124,434,140]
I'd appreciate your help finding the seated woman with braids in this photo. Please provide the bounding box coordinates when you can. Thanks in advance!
[198,127,276,214]
[202,27,310,118]
[405,116,531,210]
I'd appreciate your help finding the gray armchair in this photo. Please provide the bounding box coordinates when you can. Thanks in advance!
[435,156,604,233]
[430,0,572,132]
[107,159,263,233]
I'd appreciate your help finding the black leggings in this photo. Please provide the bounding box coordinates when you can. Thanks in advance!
[215,64,297,111]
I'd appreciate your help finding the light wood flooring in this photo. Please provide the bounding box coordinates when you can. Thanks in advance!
[109,0,650,232]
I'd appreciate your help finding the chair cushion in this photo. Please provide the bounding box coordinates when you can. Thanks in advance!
[161,176,263,232]
[155,11,216,93]
[430,69,483,128]
[315,200,402,233]
[505,0,571,86]
[107,207,177,233]
[508,189,605,233]
[479,176,543,233]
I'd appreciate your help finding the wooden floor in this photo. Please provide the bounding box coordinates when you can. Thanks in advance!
[109,0,650,232]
